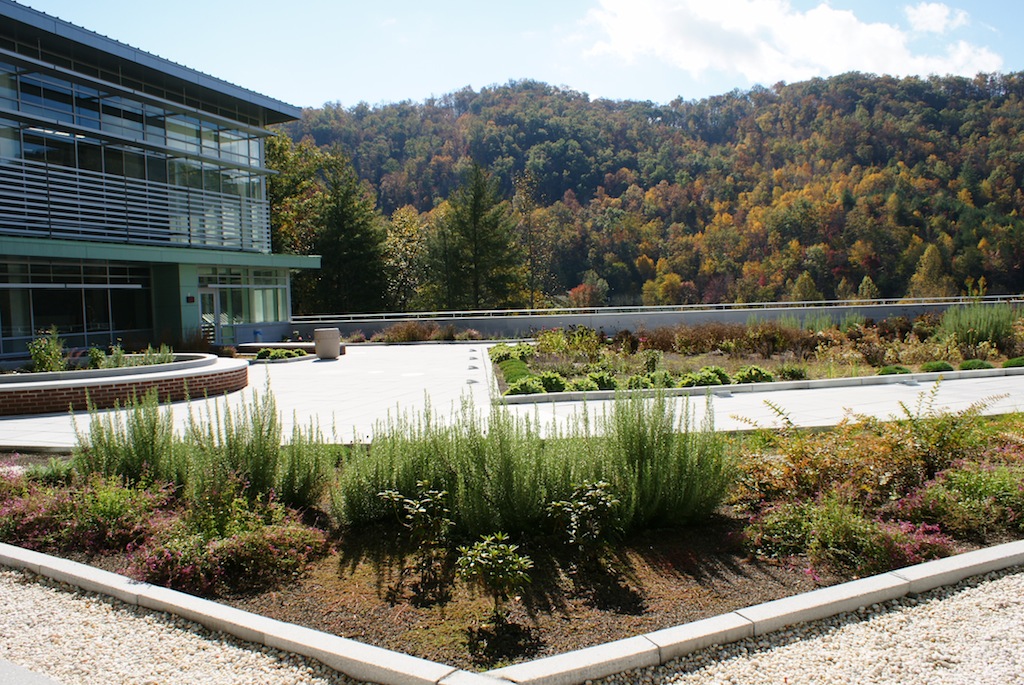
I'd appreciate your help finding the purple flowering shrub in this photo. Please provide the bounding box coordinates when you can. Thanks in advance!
[125,494,326,596]
[0,475,169,554]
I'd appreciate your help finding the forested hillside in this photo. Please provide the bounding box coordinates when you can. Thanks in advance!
[272,73,1024,313]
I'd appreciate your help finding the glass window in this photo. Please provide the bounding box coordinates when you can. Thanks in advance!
[21,133,47,163]
[0,119,20,159]
[123,148,146,179]
[201,123,219,156]
[0,288,32,339]
[166,115,200,153]
[83,265,107,284]
[120,101,145,138]
[18,75,46,116]
[143,106,165,144]
[83,289,111,332]
[49,136,75,167]
[203,163,222,193]
[219,129,247,162]
[104,147,123,176]
[100,97,127,137]
[110,289,149,330]
[78,139,102,172]
[146,155,167,183]
[75,86,102,129]
[34,288,85,333]
[0,63,18,109]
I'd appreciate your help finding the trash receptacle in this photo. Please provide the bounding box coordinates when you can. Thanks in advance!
[313,328,341,359]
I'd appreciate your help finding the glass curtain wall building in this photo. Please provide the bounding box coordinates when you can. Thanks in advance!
[0,0,319,356]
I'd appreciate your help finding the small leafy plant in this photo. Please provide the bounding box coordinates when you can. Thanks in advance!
[457,532,533,623]
[27,326,67,372]
[547,480,620,563]
[734,365,775,384]
[379,481,455,603]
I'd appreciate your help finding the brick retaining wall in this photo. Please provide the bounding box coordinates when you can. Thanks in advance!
[0,365,248,416]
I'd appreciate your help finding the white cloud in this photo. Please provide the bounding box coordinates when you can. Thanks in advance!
[587,0,1001,86]
[905,2,969,34]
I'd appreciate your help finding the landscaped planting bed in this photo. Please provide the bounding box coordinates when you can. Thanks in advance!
[491,303,1024,395]
[2,377,1024,670]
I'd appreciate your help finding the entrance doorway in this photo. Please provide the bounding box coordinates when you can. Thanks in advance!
[199,288,219,345]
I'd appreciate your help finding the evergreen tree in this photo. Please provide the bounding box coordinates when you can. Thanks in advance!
[906,244,957,299]
[787,271,824,302]
[424,164,525,309]
[857,275,881,300]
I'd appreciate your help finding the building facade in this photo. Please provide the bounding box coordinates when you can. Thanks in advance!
[0,0,318,357]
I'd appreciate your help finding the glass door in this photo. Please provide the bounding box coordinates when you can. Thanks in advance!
[199,288,219,344]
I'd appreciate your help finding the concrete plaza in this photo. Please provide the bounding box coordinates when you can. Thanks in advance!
[0,342,1022,452]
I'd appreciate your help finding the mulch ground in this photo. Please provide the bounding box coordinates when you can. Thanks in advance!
[221,514,848,671]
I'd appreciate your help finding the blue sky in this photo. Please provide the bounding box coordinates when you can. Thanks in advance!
[15,0,1024,109]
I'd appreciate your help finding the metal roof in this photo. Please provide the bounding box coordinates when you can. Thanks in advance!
[0,0,302,125]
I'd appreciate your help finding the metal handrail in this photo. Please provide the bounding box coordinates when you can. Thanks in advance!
[291,294,1023,325]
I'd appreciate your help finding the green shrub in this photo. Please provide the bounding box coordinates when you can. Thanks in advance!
[126,498,326,596]
[277,422,334,511]
[639,348,663,374]
[626,373,653,389]
[73,389,181,487]
[457,532,533,622]
[87,347,106,369]
[734,365,775,384]
[601,392,734,530]
[705,366,731,385]
[939,303,1017,355]
[0,476,169,555]
[920,361,954,372]
[377,321,439,343]
[336,405,547,537]
[586,370,618,390]
[648,370,675,388]
[336,393,732,539]
[748,496,952,576]
[537,371,567,393]
[27,326,67,372]
[379,482,454,602]
[959,359,994,370]
[547,480,621,559]
[679,367,728,387]
[488,344,516,364]
[896,464,1024,539]
[24,458,74,486]
[498,358,532,385]
[1002,357,1024,368]
[777,363,808,381]
[878,365,912,375]
[256,348,305,360]
[505,377,545,396]
[567,377,600,392]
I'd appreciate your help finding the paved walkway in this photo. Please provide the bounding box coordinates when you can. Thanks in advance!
[1,343,1022,452]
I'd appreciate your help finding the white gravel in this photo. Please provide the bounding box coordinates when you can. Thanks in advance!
[0,568,359,685]
[600,567,1024,685]
[2,563,1022,685]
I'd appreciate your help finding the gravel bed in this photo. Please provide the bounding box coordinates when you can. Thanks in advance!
[2,563,1022,685]
[600,567,1024,685]
[0,568,360,685]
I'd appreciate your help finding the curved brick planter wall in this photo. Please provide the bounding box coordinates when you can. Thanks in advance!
[0,357,249,416]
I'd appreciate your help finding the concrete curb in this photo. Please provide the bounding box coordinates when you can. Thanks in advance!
[2,540,1023,685]
[497,366,1024,405]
